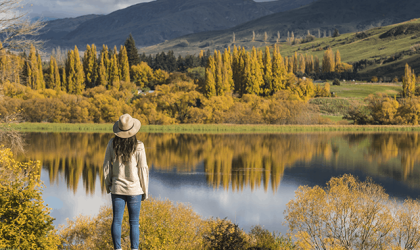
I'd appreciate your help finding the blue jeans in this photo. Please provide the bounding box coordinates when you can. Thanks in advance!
[111,194,142,250]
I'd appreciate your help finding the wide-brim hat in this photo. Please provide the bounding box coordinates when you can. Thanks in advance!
[113,114,141,138]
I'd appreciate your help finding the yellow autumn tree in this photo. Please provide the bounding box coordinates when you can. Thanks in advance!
[285,174,415,250]
[322,48,335,73]
[0,146,60,249]
[402,63,415,98]
[131,62,153,88]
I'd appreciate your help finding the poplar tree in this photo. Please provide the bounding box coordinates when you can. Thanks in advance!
[310,55,315,73]
[335,49,342,72]
[402,64,415,98]
[232,45,240,93]
[26,44,38,89]
[124,34,140,67]
[284,57,289,74]
[97,56,107,87]
[243,52,253,94]
[263,46,272,95]
[83,44,97,88]
[73,46,85,95]
[249,47,263,95]
[322,48,335,73]
[119,46,130,83]
[238,51,245,96]
[53,57,61,90]
[110,53,120,90]
[204,56,216,98]
[61,67,66,92]
[298,54,305,74]
[222,49,234,93]
[47,56,56,89]
[314,56,320,74]
[100,45,110,82]
[288,57,294,74]
[66,50,75,93]
[293,52,298,74]
[37,53,45,89]
[272,44,286,93]
[213,50,222,95]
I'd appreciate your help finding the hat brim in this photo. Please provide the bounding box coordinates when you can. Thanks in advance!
[113,119,141,138]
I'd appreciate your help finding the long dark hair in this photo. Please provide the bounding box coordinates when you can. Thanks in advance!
[113,135,138,163]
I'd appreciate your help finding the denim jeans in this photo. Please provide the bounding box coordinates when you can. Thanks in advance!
[111,194,142,250]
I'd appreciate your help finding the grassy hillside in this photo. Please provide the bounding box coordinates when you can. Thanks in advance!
[311,81,402,122]
[274,19,420,79]
[143,18,420,80]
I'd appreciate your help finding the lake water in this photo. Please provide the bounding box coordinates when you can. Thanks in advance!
[16,132,420,235]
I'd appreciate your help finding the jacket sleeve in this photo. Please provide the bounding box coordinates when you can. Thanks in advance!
[103,141,113,194]
[137,143,149,200]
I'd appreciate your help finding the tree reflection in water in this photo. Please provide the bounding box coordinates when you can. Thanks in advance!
[14,132,420,195]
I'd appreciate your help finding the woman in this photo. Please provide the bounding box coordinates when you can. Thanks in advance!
[103,114,149,250]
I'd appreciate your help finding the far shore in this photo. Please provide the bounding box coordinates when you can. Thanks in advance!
[4,122,420,134]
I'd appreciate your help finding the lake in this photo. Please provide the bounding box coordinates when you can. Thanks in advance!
[16,132,420,235]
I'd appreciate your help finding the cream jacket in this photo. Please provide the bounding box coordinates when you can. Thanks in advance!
[103,138,149,199]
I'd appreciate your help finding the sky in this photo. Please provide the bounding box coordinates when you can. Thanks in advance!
[24,0,270,19]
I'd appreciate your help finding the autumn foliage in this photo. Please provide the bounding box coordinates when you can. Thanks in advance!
[0,146,60,249]
[285,174,420,249]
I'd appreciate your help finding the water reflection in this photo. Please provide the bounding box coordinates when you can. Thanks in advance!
[16,132,420,195]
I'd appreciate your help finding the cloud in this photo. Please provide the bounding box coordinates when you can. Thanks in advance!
[23,0,273,19]
[23,0,153,18]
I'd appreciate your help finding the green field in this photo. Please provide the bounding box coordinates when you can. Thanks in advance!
[309,82,402,121]
[6,122,420,134]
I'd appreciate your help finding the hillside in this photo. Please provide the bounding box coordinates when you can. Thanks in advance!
[142,0,420,56]
[40,0,314,50]
[38,15,102,44]
[270,19,420,80]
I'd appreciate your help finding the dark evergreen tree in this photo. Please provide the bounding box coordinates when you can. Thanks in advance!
[166,51,177,72]
[124,34,140,67]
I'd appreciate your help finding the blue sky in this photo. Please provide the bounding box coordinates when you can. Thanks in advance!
[25,0,270,19]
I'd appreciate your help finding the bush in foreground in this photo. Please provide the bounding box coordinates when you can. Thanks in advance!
[0,146,60,249]
[284,174,420,249]
[58,199,294,250]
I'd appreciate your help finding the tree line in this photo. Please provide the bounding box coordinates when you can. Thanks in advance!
[203,45,351,99]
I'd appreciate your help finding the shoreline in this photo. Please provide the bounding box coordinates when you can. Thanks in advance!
[5,122,420,133]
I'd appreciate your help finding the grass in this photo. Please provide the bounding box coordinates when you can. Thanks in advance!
[310,82,402,117]
[320,115,346,123]
[276,19,420,77]
[7,123,420,134]
[329,83,401,99]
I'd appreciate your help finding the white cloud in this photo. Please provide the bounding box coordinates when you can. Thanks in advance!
[23,0,154,18]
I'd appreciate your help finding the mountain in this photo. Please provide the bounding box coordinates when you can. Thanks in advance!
[39,0,315,50]
[142,0,420,55]
[39,15,102,44]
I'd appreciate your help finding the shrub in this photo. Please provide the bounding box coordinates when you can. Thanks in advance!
[249,225,296,250]
[203,218,247,250]
[178,39,189,47]
[371,76,379,82]
[0,146,60,249]
[332,78,341,86]
[59,198,206,249]
[301,34,315,43]
[284,174,420,249]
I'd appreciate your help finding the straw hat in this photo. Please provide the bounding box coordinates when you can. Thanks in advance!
[113,114,141,138]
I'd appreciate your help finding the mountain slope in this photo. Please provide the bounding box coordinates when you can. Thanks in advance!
[39,15,102,43]
[40,0,314,49]
[143,0,420,55]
